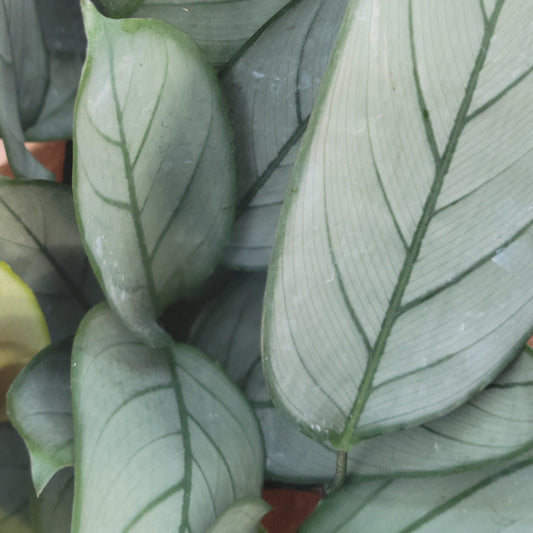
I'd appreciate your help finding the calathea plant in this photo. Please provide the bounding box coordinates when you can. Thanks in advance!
[1,0,533,532]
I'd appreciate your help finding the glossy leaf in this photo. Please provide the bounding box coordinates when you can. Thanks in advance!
[206,498,270,533]
[264,0,533,450]
[71,304,264,533]
[221,0,349,269]
[0,423,32,533]
[0,0,53,180]
[31,468,74,533]
[192,275,533,482]
[100,0,293,66]
[301,452,533,532]
[8,338,74,494]
[25,53,85,142]
[74,3,235,346]
[0,178,102,340]
[0,261,50,422]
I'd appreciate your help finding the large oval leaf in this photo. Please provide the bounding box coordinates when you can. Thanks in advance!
[301,452,533,532]
[0,0,53,181]
[71,304,264,533]
[0,178,102,340]
[192,275,533,481]
[8,338,73,494]
[221,0,349,269]
[206,499,270,533]
[0,423,32,533]
[263,0,533,450]
[74,2,235,346]
[100,0,293,66]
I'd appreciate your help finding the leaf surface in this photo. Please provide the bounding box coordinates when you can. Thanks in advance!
[8,339,74,494]
[192,276,533,481]
[74,3,235,346]
[0,0,53,180]
[301,452,533,532]
[0,423,33,533]
[221,0,349,268]
[25,53,84,142]
[31,468,73,533]
[100,0,293,66]
[206,498,270,533]
[0,179,102,340]
[71,304,264,533]
[264,0,533,450]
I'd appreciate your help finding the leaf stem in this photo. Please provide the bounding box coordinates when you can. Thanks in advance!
[325,450,348,495]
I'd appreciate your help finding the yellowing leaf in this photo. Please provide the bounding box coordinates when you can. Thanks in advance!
[0,261,50,421]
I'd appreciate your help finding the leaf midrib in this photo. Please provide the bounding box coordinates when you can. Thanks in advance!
[334,0,505,450]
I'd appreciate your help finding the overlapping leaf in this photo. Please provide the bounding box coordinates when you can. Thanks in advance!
[25,53,84,142]
[74,2,235,346]
[206,499,270,533]
[8,338,74,494]
[0,179,101,340]
[99,0,293,66]
[192,275,533,482]
[221,0,349,268]
[0,0,53,180]
[264,0,533,450]
[0,423,32,533]
[301,452,533,532]
[71,304,264,533]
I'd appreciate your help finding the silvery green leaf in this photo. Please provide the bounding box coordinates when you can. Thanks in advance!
[221,0,349,269]
[100,0,293,66]
[0,0,53,180]
[0,179,102,340]
[71,304,264,533]
[263,0,533,450]
[206,498,270,533]
[192,274,533,482]
[31,468,74,533]
[300,452,533,532]
[74,2,235,347]
[25,53,84,142]
[0,423,32,532]
[8,338,73,495]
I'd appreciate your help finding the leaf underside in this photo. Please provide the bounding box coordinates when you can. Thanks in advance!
[264,0,533,450]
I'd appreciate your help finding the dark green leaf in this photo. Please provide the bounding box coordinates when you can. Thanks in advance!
[71,304,264,532]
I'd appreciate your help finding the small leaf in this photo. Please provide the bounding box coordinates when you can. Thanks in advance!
[206,498,271,533]
[31,468,74,533]
[71,304,264,533]
[221,0,349,269]
[300,452,533,532]
[0,0,53,180]
[25,53,85,142]
[74,2,235,346]
[8,338,73,494]
[0,423,33,533]
[0,261,50,422]
[0,178,102,341]
[100,0,294,66]
[264,0,533,450]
